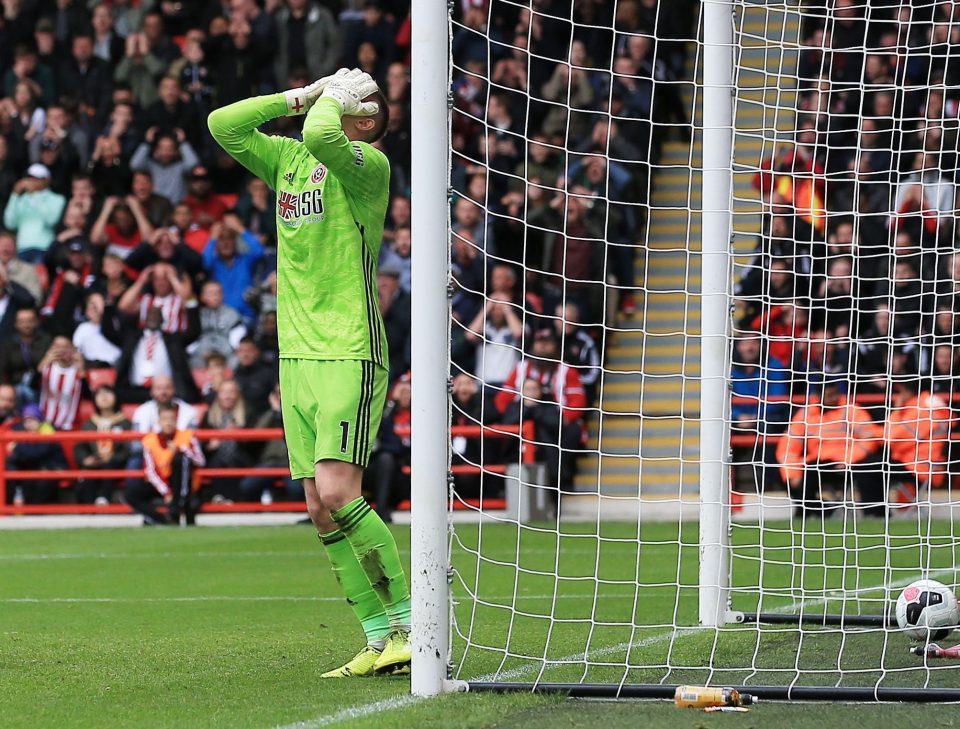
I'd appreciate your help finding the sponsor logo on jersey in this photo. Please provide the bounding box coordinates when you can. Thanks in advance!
[277,189,325,223]
[311,164,327,184]
[352,144,364,166]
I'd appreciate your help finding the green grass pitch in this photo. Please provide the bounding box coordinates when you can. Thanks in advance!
[2,522,960,728]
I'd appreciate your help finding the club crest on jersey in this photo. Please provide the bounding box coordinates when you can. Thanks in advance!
[311,164,327,184]
[277,188,324,224]
[283,171,294,183]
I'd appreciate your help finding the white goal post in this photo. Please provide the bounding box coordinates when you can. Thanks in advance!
[411,0,960,702]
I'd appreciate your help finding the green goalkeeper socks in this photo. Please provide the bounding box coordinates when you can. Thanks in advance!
[331,497,412,629]
[319,530,391,644]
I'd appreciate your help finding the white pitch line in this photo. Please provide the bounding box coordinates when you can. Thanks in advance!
[270,564,960,728]
[272,695,422,729]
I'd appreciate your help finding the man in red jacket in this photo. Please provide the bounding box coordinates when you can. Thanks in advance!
[495,328,588,490]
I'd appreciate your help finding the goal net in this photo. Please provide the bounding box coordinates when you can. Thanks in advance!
[424,0,960,700]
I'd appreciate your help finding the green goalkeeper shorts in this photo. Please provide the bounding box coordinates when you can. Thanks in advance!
[279,359,388,479]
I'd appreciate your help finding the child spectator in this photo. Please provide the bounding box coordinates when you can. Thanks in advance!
[73,385,132,505]
[127,402,205,526]
[5,403,64,505]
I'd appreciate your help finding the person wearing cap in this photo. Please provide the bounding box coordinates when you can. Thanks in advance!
[41,237,97,335]
[776,376,885,517]
[183,165,227,229]
[4,403,64,505]
[2,163,67,263]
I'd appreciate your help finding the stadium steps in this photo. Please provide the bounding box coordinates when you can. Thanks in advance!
[575,1,801,496]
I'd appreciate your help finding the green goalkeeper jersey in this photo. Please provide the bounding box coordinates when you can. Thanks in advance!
[208,95,389,365]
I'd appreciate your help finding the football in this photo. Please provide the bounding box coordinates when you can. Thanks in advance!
[896,580,960,642]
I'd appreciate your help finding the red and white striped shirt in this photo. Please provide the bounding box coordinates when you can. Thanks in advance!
[494,360,587,424]
[139,294,186,333]
[39,361,83,430]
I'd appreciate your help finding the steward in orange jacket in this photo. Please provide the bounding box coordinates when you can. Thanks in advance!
[776,378,884,516]
[125,403,205,525]
[886,381,953,492]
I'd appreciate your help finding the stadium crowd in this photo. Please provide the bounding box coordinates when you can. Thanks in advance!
[0,0,693,516]
[733,0,960,515]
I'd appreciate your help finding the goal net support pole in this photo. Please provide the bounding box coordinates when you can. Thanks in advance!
[699,0,735,628]
[410,0,452,698]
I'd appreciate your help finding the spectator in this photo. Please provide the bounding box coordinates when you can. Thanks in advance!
[128,402,204,525]
[198,352,229,404]
[0,261,40,338]
[776,376,885,518]
[114,32,168,109]
[235,177,276,247]
[0,383,19,426]
[142,77,203,151]
[117,263,193,334]
[730,332,790,495]
[379,226,411,293]
[124,227,205,283]
[495,329,587,489]
[499,376,566,493]
[365,375,411,523]
[36,335,84,430]
[0,230,42,305]
[42,238,95,335]
[131,376,199,434]
[104,302,201,404]
[377,262,411,383]
[189,280,246,368]
[97,253,132,307]
[465,292,523,388]
[273,0,341,84]
[130,171,174,229]
[3,164,67,263]
[450,372,487,497]
[183,165,227,229]
[90,194,155,260]
[232,336,275,417]
[553,302,601,398]
[200,379,251,504]
[130,128,200,204]
[57,34,114,123]
[0,307,52,401]
[73,292,121,368]
[239,384,300,504]
[4,403,63,505]
[203,214,264,321]
[886,380,952,505]
[91,4,125,67]
[73,384,132,505]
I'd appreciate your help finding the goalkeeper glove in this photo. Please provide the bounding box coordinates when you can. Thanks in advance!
[321,68,380,116]
[282,68,351,116]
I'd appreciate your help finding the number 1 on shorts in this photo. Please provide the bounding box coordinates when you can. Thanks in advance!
[339,420,349,453]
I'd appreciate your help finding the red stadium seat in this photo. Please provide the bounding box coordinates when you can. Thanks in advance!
[86,368,117,391]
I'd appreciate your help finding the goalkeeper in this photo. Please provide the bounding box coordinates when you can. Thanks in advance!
[208,69,411,677]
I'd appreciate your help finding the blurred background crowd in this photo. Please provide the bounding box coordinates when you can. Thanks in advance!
[0,0,691,517]
[732,0,960,512]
